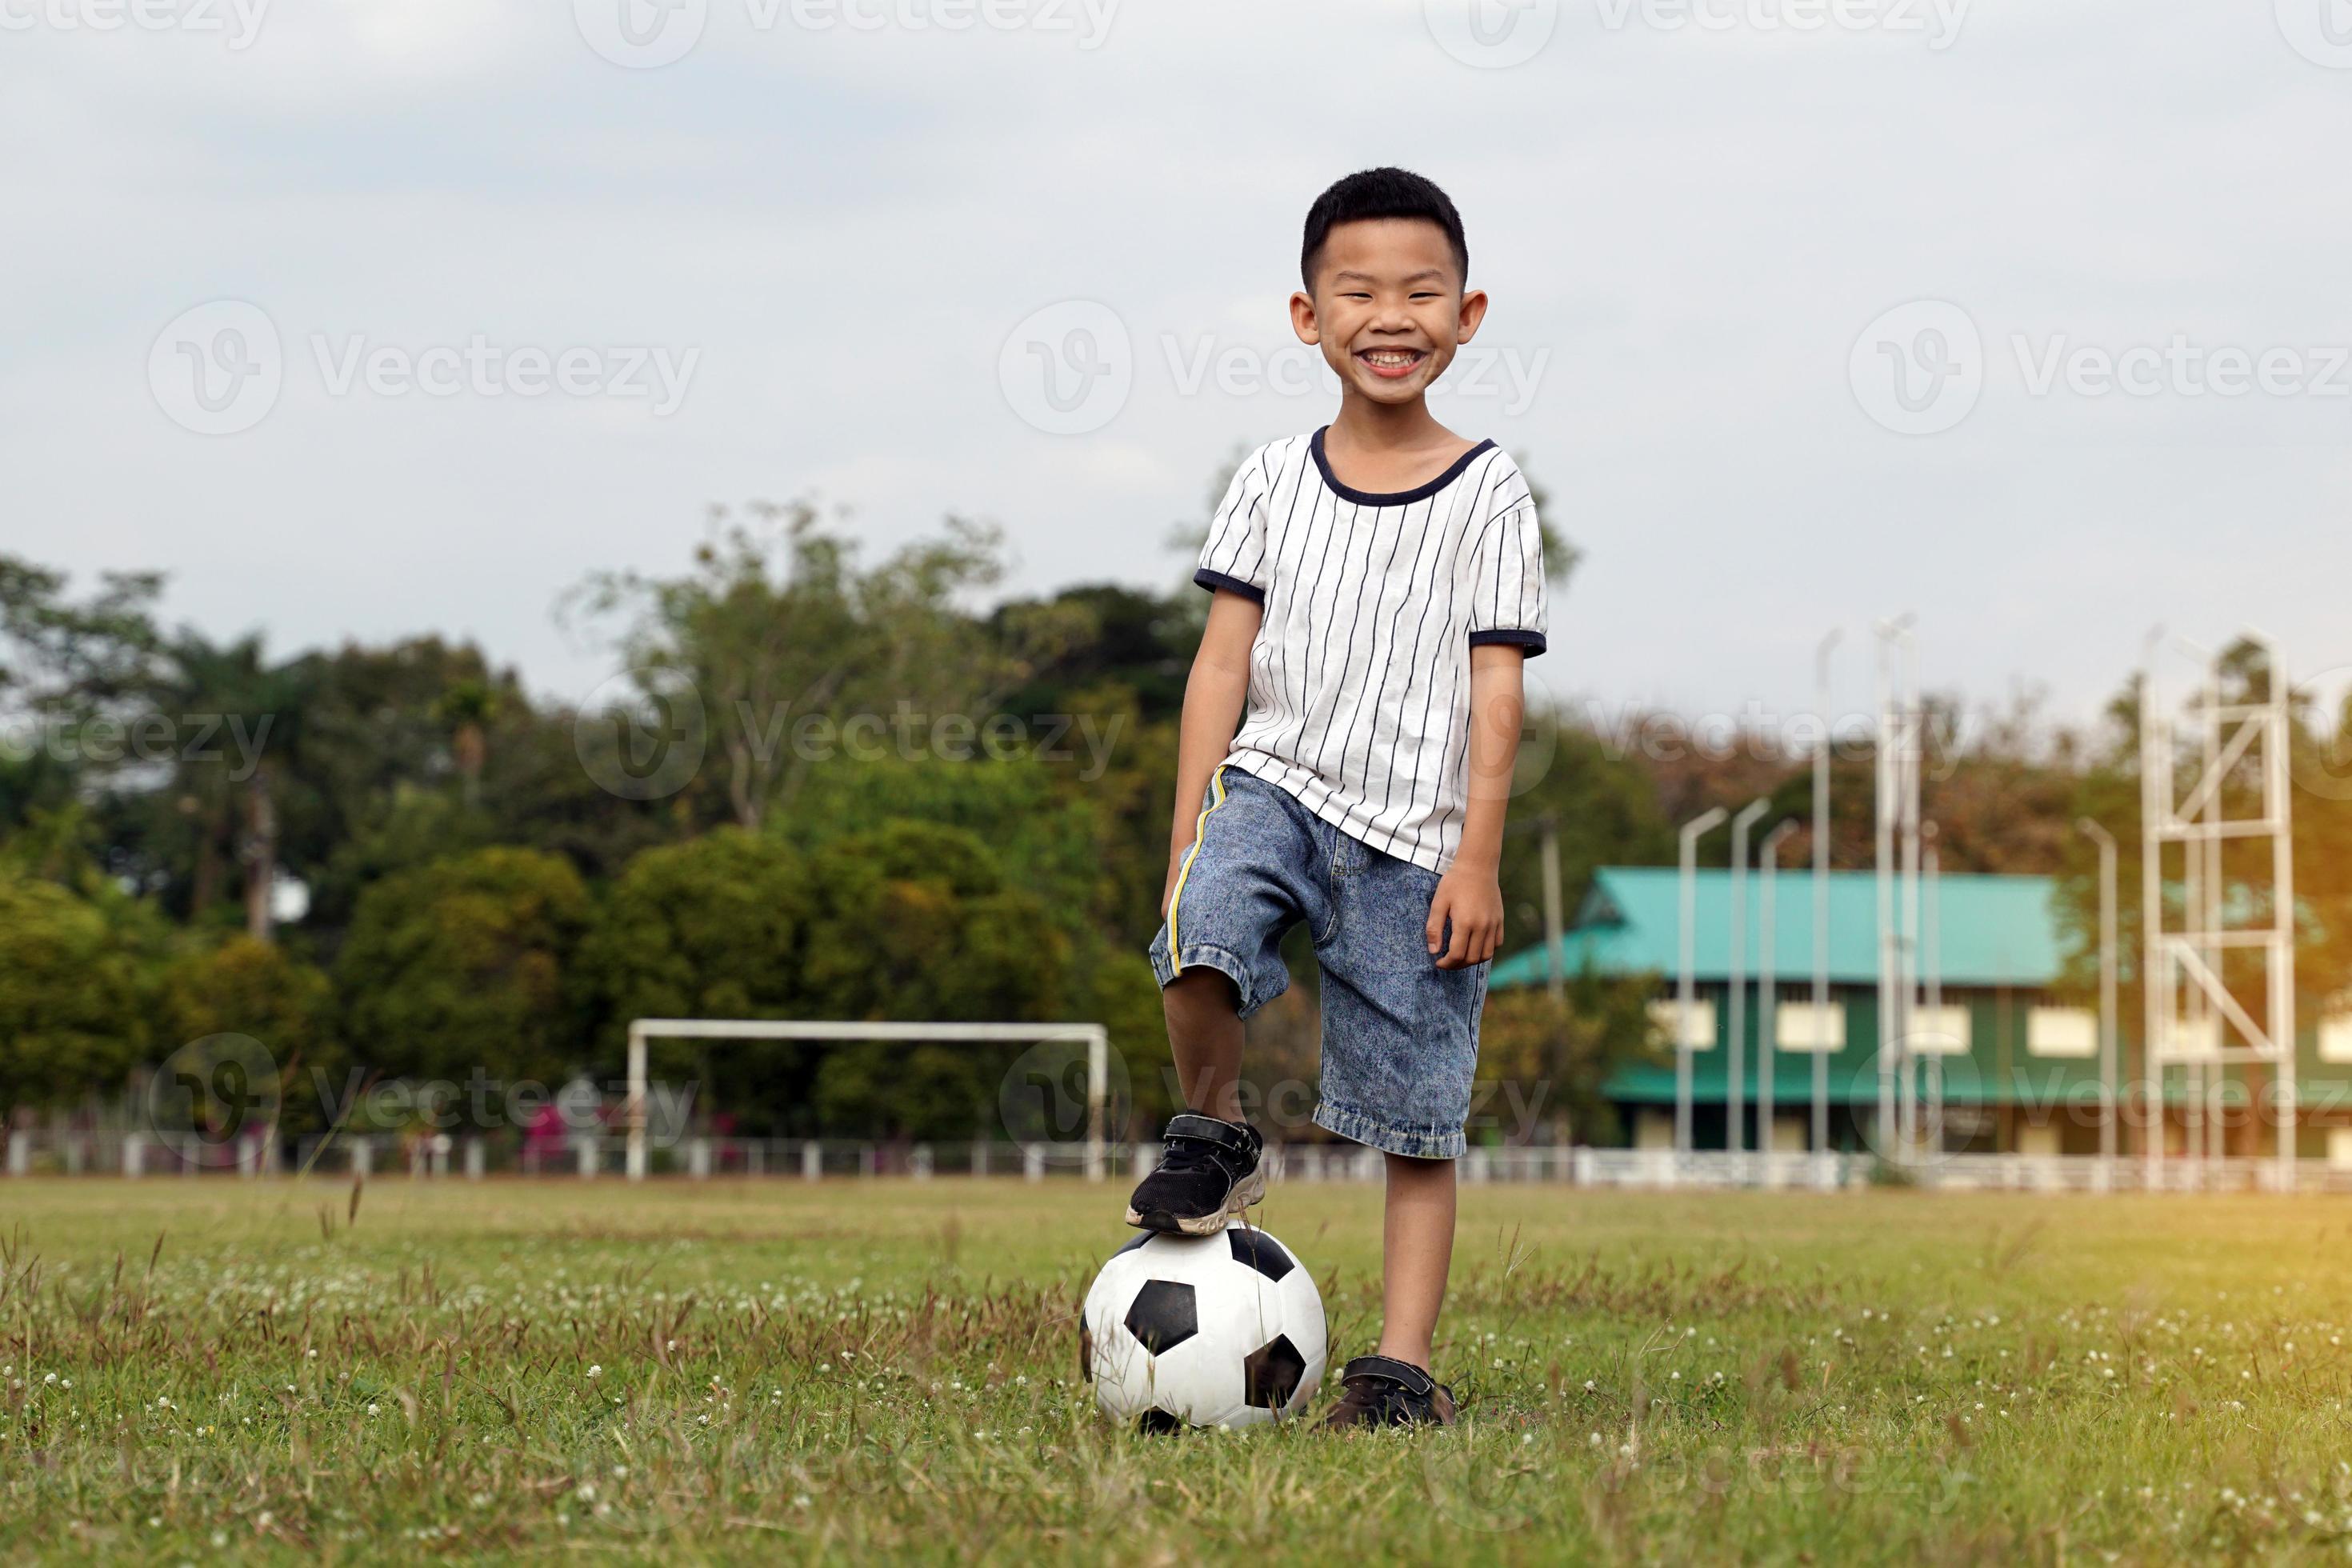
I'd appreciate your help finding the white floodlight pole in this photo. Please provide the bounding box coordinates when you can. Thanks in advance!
[1923,825,1942,1162]
[2263,634,2297,1188]
[1815,630,1841,1175]
[1678,806,1730,1156]
[1899,625,1923,1162]
[1726,799,1770,1160]
[2176,634,2215,1172]
[2078,818,2120,1178]
[2140,626,2167,1188]
[1874,616,1914,1164]
[1758,819,1798,1185]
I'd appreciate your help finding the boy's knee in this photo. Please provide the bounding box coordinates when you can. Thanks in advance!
[1162,966,1242,1023]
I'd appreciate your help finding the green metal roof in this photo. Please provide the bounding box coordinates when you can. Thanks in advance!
[1490,867,2069,990]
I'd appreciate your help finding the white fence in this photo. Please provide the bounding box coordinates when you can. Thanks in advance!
[10,1126,2352,1194]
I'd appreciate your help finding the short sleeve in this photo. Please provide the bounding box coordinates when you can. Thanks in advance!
[1193,446,1274,602]
[1466,495,1547,657]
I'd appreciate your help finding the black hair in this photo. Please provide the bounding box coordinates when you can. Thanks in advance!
[1299,167,1468,292]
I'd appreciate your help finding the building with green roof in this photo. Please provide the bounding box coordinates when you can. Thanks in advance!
[1490,867,2352,1160]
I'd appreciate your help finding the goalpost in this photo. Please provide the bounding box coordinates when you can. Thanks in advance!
[623,1018,1113,1182]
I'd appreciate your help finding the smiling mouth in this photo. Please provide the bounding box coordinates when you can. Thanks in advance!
[1354,347,1427,380]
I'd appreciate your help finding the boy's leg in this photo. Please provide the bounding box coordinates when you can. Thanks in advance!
[1375,1152,1457,1369]
[1135,772,1319,1233]
[1310,833,1483,1426]
[1161,967,1246,1126]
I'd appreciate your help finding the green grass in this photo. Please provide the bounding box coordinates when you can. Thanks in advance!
[6,1178,2352,1563]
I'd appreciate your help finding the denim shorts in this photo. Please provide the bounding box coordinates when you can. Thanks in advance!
[1146,767,1488,1160]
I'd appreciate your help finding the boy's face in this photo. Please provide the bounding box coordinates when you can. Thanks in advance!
[1291,218,1488,410]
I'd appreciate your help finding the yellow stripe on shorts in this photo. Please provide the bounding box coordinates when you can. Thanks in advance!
[1166,765,1230,976]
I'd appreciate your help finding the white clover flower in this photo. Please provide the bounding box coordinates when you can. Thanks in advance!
[587,1366,603,1379]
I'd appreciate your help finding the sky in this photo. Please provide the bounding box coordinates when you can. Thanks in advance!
[7,0,2352,741]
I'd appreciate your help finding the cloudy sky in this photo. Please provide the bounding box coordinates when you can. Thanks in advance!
[8,0,2351,738]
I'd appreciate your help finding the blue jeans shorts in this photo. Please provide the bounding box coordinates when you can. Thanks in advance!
[1146,767,1488,1160]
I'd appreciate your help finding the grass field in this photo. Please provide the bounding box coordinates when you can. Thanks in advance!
[5,1178,2352,1564]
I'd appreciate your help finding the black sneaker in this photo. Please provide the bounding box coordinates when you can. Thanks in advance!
[1123,1113,1265,1235]
[1317,1355,1458,1430]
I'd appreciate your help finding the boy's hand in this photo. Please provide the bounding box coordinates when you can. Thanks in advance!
[1426,865,1503,969]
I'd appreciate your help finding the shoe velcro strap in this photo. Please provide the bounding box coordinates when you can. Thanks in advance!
[1165,1113,1252,1152]
[1340,1355,1435,1398]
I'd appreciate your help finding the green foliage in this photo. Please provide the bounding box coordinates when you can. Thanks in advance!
[1474,965,1661,1146]
[0,874,148,1106]
[335,847,591,1086]
[158,933,335,1062]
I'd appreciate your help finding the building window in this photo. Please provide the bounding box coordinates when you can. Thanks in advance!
[1904,1003,1971,1055]
[2027,1006,2098,1059]
[1774,1001,1844,1052]
[1648,998,1716,1050]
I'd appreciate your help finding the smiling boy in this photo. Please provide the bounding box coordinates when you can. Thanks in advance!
[1126,168,1546,1428]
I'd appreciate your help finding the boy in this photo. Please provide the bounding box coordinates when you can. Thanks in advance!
[1126,167,1546,1429]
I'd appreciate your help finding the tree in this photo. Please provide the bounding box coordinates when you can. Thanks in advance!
[575,828,818,1121]
[1474,966,1660,1146]
[0,874,148,1110]
[800,822,1070,1139]
[335,847,590,1087]
[158,934,337,1132]
[564,503,1034,830]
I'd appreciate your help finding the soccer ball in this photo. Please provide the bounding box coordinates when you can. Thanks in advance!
[1079,1222,1326,1429]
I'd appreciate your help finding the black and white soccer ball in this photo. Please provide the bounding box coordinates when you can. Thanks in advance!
[1079,1222,1326,1429]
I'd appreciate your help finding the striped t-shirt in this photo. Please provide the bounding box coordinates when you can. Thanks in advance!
[1193,426,1547,876]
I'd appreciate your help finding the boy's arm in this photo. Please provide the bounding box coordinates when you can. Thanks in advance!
[1428,643,1526,969]
[1162,590,1263,917]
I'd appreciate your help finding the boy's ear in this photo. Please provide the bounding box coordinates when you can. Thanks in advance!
[1289,290,1321,346]
[1455,288,1490,344]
